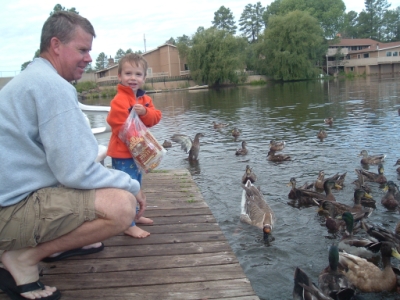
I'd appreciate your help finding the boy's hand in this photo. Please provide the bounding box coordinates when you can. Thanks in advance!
[135,189,147,220]
[133,104,147,116]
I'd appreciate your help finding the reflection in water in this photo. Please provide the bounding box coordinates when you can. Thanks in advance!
[93,75,400,300]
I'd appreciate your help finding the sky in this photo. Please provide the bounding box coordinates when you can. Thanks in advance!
[1,0,400,76]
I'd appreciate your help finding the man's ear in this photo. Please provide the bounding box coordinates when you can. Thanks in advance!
[51,37,62,55]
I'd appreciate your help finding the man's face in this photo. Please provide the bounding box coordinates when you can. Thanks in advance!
[57,26,93,81]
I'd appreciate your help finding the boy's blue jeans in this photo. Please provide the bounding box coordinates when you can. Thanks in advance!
[111,158,142,227]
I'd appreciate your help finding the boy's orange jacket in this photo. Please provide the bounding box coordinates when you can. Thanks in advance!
[106,84,162,159]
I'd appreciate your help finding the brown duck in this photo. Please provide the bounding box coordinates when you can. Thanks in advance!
[355,164,387,184]
[171,133,204,161]
[235,141,248,156]
[358,150,386,165]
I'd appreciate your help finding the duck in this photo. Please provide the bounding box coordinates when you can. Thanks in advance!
[267,150,291,162]
[315,171,346,191]
[318,245,356,300]
[339,241,400,293]
[394,158,400,174]
[240,180,275,241]
[231,127,240,139]
[242,165,257,184]
[212,121,228,129]
[337,212,381,258]
[171,133,204,161]
[235,141,248,156]
[296,179,339,206]
[317,129,327,140]
[293,267,332,300]
[287,178,318,206]
[162,140,172,148]
[358,149,386,165]
[324,117,334,126]
[381,181,400,211]
[361,220,400,253]
[269,140,286,151]
[318,189,373,221]
[355,164,387,184]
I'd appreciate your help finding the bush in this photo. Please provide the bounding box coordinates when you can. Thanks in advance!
[74,81,98,93]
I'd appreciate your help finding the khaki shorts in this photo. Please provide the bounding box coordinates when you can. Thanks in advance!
[0,187,97,251]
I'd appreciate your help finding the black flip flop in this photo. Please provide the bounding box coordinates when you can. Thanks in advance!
[42,242,104,262]
[0,268,61,300]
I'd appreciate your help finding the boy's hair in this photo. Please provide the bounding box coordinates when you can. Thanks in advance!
[40,11,95,53]
[118,53,148,76]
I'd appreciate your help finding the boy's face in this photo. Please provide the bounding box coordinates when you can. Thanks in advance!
[118,61,146,92]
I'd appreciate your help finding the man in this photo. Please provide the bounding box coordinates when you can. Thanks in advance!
[0,11,145,300]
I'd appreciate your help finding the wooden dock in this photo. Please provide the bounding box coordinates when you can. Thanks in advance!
[0,169,259,300]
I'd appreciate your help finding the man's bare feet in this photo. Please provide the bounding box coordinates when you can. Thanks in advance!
[1,249,58,299]
[136,216,153,225]
[124,225,150,238]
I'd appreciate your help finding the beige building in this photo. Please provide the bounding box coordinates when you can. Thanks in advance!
[94,44,189,85]
[327,38,400,75]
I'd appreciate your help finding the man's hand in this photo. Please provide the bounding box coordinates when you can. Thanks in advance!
[134,189,146,220]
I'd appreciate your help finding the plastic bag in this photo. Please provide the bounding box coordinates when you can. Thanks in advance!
[118,108,166,173]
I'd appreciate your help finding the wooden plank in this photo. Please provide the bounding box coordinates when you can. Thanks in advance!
[0,169,259,300]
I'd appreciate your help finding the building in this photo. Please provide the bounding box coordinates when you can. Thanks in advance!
[94,44,189,85]
[326,38,400,75]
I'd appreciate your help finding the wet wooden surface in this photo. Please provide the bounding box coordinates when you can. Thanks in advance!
[0,169,259,300]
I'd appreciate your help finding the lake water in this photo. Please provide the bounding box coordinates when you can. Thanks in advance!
[88,76,400,300]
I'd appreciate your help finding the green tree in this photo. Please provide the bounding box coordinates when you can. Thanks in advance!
[50,4,79,15]
[357,0,391,40]
[85,63,94,73]
[212,6,237,35]
[187,27,247,86]
[176,35,192,60]
[239,2,265,43]
[165,37,176,45]
[263,0,282,27]
[272,0,346,38]
[341,11,359,38]
[95,52,108,70]
[21,49,40,71]
[382,7,400,41]
[115,49,126,62]
[257,10,327,81]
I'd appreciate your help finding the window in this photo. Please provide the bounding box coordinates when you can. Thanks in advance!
[363,53,369,58]
[350,67,354,71]
[393,52,398,57]
[357,54,361,59]
[386,52,392,57]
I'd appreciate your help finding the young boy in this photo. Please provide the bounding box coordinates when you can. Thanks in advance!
[107,53,162,238]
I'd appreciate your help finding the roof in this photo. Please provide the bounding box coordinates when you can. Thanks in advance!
[329,38,400,53]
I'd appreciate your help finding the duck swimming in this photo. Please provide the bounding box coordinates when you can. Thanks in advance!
[269,140,286,151]
[240,180,275,241]
[212,121,228,129]
[235,141,248,156]
[231,128,240,139]
[339,241,400,293]
[162,140,172,148]
[293,267,332,300]
[242,165,257,184]
[318,245,356,300]
[171,133,204,161]
[355,164,387,184]
[394,158,400,174]
[317,129,327,140]
[324,117,334,126]
[358,149,386,165]
[267,150,291,162]
[381,181,400,211]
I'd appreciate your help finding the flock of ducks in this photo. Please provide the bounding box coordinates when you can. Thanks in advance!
[162,117,400,299]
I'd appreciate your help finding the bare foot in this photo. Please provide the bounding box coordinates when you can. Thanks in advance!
[124,226,150,238]
[1,249,58,299]
[136,216,153,225]
[47,241,103,258]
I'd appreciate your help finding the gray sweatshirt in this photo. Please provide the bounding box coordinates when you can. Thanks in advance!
[0,58,140,206]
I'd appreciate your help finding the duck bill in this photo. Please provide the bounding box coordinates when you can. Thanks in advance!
[383,185,389,192]
[363,192,373,199]
[392,248,400,260]
[334,183,343,189]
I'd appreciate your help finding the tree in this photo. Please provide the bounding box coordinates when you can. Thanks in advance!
[176,35,192,60]
[85,63,94,73]
[115,49,126,62]
[50,4,79,15]
[165,37,176,45]
[381,8,400,41]
[271,0,346,38]
[21,49,40,71]
[187,27,247,86]
[212,6,237,35]
[256,10,327,81]
[341,11,359,38]
[239,2,265,43]
[95,52,108,70]
[357,0,391,40]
